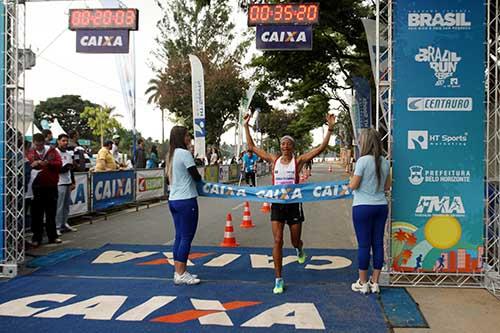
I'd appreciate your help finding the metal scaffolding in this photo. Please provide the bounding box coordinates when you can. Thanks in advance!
[1,0,25,278]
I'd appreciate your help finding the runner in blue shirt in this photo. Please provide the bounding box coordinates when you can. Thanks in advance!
[242,149,258,187]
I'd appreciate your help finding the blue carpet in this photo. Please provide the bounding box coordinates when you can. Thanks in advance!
[32,244,358,283]
[0,275,388,333]
[26,248,87,268]
[379,287,428,328]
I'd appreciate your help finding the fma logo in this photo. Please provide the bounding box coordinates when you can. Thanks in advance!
[408,11,471,30]
[415,46,461,87]
[415,196,465,216]
[408,131,428,150]
[407,97,472,112]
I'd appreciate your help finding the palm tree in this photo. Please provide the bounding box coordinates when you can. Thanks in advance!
[145,72,168,144]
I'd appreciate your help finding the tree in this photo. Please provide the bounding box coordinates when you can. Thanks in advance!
[80,106,122,147]
[35,95,101,140]
[148,0,249,148]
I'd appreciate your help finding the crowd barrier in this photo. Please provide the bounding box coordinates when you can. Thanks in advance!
[68,163,271,218]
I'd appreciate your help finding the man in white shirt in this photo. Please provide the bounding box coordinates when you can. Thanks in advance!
[55,134,77,234]
[112,134,121,164]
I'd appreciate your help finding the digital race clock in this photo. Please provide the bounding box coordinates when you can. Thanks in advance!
[247,3,319,26]
[69,9,139,30]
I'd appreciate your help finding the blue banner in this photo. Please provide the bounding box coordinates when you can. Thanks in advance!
[0,3,4,261]
[352,77,372,131]
[256,25,313,51]
[197,180,351,204]
[76,29,129,54]
[392,0,485,273]
[92,171,135,211]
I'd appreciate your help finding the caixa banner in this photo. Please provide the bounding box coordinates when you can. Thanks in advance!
[256,25,312,51]
[392,0,485,273]
[76,29,129,54]
[69,173,89,217]
[92,170,135,211]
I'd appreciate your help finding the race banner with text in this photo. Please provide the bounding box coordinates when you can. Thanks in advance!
[392,0,485,273]
[69,173,89,217]
[198,180,351,204]
[92,171,135,211]
[136,169,165,201]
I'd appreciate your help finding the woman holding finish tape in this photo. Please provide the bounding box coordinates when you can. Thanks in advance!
[243,112,336,294]
[167,126,203,285]
[347,128,391,294]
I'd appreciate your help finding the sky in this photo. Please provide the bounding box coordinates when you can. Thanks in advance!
[24,0,329,146]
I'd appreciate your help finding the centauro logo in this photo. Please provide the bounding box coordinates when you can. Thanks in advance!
[407,97,472,112]
[260,31,308,43]
[0,294,325,329]
[80,35,124,47]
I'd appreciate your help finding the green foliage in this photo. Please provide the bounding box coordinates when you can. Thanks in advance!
[80,106,122,147]
[35,95,101,140]
[148,0,249,148]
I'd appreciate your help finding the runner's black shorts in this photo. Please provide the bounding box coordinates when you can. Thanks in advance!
[271,203,305,225]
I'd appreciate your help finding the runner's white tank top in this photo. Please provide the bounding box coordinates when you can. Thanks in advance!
[273,156,299,185]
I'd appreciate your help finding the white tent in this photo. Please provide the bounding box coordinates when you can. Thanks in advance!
[49,119,66,137]
[24,121,42,138]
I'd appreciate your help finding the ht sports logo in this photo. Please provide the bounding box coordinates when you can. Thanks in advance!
[408,10,471,30]
[407,97,472,112]
[407,130,468,150]
[415,196,465,216]
[415,46,461,88]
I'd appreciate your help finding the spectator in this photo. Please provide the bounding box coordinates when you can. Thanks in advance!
[95,140,118,172]
[230,156,237,164]
[27,133,62,246]
[210,147,219,165]
[24,140,33,239]
[242,149,258,187]
[55,134,77,234]
[42,129,53,145]
[147,145,159,168]
[134,138,147,169]
[67,130,91,172]
[112,134,121,164]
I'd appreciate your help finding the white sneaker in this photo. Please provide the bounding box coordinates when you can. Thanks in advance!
[174,272,200,285]
[64,224,77,232]
[351,279,370,294]
[368,279,380,294]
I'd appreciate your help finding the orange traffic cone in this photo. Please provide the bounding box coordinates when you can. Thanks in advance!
[260,202,271,213]
[240,202,255,228]
[220,213,239,247]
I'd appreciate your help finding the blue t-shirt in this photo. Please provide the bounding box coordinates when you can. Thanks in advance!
[242,153,258,173]
[352,155,390,206]
[169,148,198,201]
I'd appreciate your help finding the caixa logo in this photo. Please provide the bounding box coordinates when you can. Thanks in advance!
[415,196,465,216]
[80,35,124,47]
[260,31,308,43]
[408,11,471,30]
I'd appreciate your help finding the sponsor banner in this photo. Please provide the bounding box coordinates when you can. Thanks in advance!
[204,166,219,183]
[256,25,313,51]
[69,173,89,217]
[229,164,240,182]
[392,0,485,273]
[219,165,230,183]
[197,167,205,181]
[136,169,165,201]
[352,76,372,133]
[189,55,206,160]
[198,180,351,204]
[76,29,129,53]
[92,170,135,211]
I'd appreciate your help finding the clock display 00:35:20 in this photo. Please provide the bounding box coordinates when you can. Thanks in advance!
[248,3,319,26]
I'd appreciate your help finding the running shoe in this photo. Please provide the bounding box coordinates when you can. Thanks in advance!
[174,272,200,285]
[368,279,380,294]
[296,248,307,264]
[351,279,370,294]
[273,278,284,294]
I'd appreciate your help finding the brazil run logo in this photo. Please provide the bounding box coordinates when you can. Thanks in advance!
[415,46,461,88]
